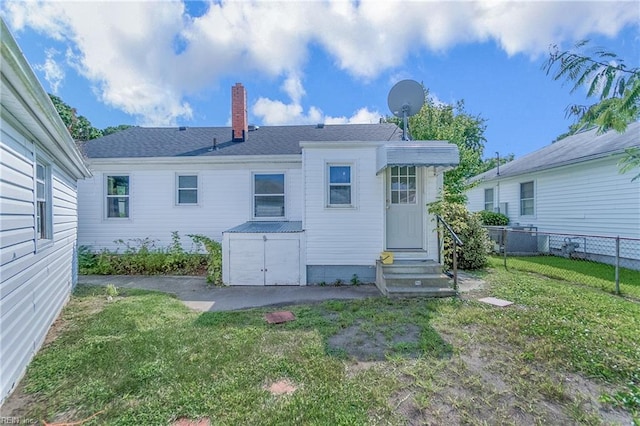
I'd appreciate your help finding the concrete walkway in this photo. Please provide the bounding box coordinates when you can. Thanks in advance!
[78,275,382,312]
[78,273,485,312]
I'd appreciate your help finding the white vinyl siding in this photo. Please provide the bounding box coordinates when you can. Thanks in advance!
[105,175,130,218]
[78,162,303,251]
[0,117,84,404]
[304,145,382,265]
[176,174,198,205]
[520,181,534,216]
[465,156,640,239]
[253,173,285,218]
[484,187,494,211]
[327,164,353,207]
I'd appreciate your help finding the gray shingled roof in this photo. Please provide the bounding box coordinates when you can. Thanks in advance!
[81,123,403,158]
[471,122,640,182]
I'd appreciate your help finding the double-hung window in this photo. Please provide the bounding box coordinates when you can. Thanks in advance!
[35,160,52,241]
[520,181,534,216]
[253,173,285,218]
[106,175,130,218]
[327,164,353,207]
[484,188,494,211]
[177,174,198,205]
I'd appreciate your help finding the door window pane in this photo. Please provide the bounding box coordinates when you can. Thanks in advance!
[390,166,417,204]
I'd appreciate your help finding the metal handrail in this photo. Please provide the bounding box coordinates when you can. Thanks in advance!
[436,214,464,291]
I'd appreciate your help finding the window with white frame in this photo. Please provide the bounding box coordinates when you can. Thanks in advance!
[484,188,494,211]
[177,174,198,205]
[35,160,52,240]
[253,173,285,218]
[106,175,130,218]
[327,164,353,207]
[520,181,534,216]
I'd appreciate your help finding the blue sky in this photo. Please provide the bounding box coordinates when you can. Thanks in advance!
[2,1,638,159]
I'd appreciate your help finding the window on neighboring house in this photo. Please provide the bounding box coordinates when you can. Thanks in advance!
[106,175,130,218]
[35,160,52,240]
[520,181,534,216]
[177,174,198,205]
[328,164,353,206]
[484,188,494,211]
[253,173,285,218]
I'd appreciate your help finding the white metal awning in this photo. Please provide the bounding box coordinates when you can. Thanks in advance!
[376,141,460,174]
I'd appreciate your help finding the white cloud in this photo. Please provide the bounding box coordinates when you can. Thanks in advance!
[2,0,637,125]
[252,78,381,125]
[34,48,65,94]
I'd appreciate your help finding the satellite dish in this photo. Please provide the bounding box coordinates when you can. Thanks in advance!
[387,79,425,140]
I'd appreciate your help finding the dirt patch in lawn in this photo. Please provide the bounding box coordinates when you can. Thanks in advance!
[387,325,634,426]
[327,320,421,361]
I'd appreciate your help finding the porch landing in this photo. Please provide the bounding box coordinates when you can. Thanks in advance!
[375,257,456,298]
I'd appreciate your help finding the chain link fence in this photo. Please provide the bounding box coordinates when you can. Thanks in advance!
[485,226,640,296]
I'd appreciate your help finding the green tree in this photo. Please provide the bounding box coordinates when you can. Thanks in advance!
[49,94,102,141]
[406,91,487,203]
[543,41,639,180]
[544,40,639,133]
[102,124,133,136]
[479,153,514,174]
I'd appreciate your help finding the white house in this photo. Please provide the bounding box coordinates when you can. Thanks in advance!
[0,20,91,404]
[466,123,640,263]
[78,83,459,292]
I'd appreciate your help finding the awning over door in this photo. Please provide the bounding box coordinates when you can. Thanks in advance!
[376,141,459,174]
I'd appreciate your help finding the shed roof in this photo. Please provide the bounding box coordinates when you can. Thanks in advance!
[472,122,640,182]
[81,123,403,159]
[224,221,303,233]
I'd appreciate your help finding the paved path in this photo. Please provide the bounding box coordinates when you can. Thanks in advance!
[78,273,485,312]
[78,275,382,312]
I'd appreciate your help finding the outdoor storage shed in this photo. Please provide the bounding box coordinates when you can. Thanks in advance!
[222,221,305,285]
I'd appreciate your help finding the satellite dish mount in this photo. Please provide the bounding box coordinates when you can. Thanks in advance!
[387,79,425,141]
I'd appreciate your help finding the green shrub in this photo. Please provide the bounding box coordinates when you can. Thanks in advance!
[78,233,207,276]
[188,234,223,285]
[478,210,509,226]
[429,197,492,270]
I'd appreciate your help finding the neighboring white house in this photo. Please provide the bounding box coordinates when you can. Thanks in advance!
[77,83,460,287]
[466,123,640,263]
[0,20,91,404]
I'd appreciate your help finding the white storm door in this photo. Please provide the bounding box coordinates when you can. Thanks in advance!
[264,239,300,286]
[386,166,423,249]
[229,239,265,285]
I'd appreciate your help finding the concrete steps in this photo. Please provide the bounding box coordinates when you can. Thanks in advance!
[375,258,456,298]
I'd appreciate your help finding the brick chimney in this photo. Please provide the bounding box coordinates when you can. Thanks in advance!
[231,83,248,142]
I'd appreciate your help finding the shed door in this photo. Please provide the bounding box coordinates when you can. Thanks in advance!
[228,237,300,286]
[229,239,265,285]
[265,239,300,285]
[386,166,423,249]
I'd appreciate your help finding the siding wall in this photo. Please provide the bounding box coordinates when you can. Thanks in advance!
[78,161,303,251]
[466,156,640,238]
[303,145,385,266]
[0,118,79,403]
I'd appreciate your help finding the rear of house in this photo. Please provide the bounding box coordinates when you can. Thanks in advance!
[1,20,91,404]
[78,83,460,289]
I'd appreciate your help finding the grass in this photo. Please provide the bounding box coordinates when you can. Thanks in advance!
[492,255,640,299]
[6,261,640,425]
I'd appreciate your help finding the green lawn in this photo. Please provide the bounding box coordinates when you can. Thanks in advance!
[492,255,640,299]
[6,263,640,425]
